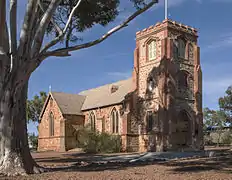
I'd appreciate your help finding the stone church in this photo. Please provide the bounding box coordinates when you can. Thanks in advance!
[38,19,203,152]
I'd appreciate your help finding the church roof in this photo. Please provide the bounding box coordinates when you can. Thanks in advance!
[40,78,132,119]
[79,78,132,111]
[51,92,86,115]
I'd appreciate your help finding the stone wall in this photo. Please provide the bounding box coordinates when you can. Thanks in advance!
[38,96,64,151]
[127,135,139,152]
[136,31,164,98]
[83,105,123,134]
[133,19,202,152]
[64,114,84,150]
[82,104,138,151]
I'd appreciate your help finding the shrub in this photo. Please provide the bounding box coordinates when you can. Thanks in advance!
[221,131,232,145]
[76,126,121,153]
[204,134,214,145]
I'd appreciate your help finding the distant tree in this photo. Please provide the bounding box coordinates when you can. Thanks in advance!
[28,133,38,150]
[27,92,47,123]
[219,86,232,124]
[203,107,227,146]
[203,107,213,130]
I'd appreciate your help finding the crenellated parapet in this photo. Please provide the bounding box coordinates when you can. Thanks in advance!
[136,19,198,41]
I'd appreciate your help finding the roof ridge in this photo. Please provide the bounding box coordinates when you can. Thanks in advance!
[51,91,85,96]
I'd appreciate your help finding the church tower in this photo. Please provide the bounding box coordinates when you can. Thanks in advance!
[132,19,203,152]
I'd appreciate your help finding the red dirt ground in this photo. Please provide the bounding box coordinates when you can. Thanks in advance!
[1,147,232,180]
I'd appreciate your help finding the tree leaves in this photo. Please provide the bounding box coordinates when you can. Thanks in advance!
[44,0,152,46]
[27,91,47,123]
[219,86,232,123]
[203,108,227,130]
[204,85,232,130]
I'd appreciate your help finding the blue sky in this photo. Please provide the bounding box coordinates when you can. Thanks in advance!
[25,0,232,134]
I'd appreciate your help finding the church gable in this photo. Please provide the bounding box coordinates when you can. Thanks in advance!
[38,94,64,138]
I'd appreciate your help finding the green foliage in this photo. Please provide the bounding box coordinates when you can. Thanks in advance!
[203,107,228,146]
[44,0,154,46]
[76,126,121,153]
[219,86,232,123]
[203,85,232,146]
[203,108,227,130]
[28,133,38,150]
[27,91,47,123]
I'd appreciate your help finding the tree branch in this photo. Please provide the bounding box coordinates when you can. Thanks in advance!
[42,0,158,58]
[38,0,62,35]
[0,0,10,78]
[0,0,9,53]
[10,0,17,72]
[18,0,39,58]
[40,0,82,54]
[10,0,17,55]
[25,6,41,57]
[63,0,82,35]
[31,0,62,58]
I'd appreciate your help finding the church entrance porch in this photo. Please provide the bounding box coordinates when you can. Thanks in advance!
[170,110,192,151]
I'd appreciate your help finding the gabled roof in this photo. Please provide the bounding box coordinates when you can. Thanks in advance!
[40,92,86,120]
[79,78,132,110]
[51,92,86,115]
[40,78,132,119]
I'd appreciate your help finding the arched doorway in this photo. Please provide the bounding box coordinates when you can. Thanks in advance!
[175,110,190,147]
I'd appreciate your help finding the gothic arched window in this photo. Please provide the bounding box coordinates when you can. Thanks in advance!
[188,43,194,60]
[178,39,186,58]
[111,108,119,133]
[89,111,96,131]
[148,40,157,61]
[146,111,153,132]
[49,112,54,136]
[173,40,179,59]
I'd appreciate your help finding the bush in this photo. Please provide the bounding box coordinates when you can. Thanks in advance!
[221,131,232,145]
[76,126,121,153]
[204,134,215,145]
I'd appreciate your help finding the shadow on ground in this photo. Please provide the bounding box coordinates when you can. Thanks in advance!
[33,148,232,174]
[164,148,232,174]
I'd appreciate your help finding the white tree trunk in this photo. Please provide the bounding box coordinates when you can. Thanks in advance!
[0,58,43,176]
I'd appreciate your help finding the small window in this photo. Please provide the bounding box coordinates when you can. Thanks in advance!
[148,40,156,61]
[89,111,96,131]
[146,111,153,132]
[178,39,186,58]
[49,112,54,136]
[111,108,119,133]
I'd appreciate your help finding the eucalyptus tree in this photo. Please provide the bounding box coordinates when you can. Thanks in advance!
[219,86,232,123]
[27,91,47,123]
[0,0,159,176]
